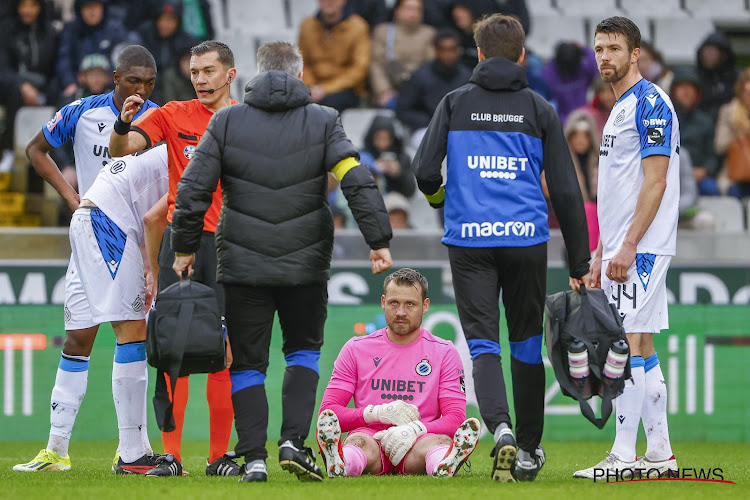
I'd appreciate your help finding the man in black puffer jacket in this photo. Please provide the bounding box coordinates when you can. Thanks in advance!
[171,41,393,483]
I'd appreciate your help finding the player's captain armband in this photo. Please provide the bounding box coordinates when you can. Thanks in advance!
[331,157,360,181]
[424,186,445,208]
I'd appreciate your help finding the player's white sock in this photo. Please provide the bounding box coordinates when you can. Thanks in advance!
[48,354,90,457]
[610,356,645,463]
[140,361,153,456]
[112,342,148,463]
[642,353,673,461]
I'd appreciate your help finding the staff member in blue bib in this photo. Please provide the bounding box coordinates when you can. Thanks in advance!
[413,13,591,483]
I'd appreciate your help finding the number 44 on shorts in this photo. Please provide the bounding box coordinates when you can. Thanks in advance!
[611,283,637,311]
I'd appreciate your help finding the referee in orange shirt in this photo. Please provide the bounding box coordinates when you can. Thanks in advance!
[109,40,239,477]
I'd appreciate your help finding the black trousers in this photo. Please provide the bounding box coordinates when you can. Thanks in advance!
[448,243,547,452]
[224,283,327,461]
[157,224,225,314]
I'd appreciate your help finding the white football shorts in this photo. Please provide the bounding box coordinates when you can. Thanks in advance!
[65,207,146,329]
[601,253,671,334]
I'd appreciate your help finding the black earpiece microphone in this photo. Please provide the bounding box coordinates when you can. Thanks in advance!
[207,77,233,94]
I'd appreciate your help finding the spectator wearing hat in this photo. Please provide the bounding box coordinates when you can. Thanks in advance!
[383,191,411,229]
[161,44,195,102]
[696,31,739,121]
[360,115,416,198]
[670,68,720,196]
[136,0,199,104]
[541,41,600,124]
[0,0,60,172]
[68,53,114,102]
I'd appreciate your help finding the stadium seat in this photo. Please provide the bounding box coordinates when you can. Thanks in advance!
[341,108,395,150]
[621,0,688,18]
[207,0,229,38]
[556,0,621,17]
[12,106,54,193]
[684,0,750,23]
[526,15,586,60]
[525,0,552,15]
[289,0,318,29]
[697,196,745,233]
[219,31,257,94]
[225,0,287,34]
[654,18,715,65]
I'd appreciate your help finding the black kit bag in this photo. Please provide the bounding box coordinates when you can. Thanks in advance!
[147,274,225,431]
[544,285,631,429]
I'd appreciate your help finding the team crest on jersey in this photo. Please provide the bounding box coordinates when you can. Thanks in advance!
[415,357,432,376]
[614,108,626,125]
[183,145,196,159]
[460,376,466,393]
[46,111,62,132]
[109,160,126,174]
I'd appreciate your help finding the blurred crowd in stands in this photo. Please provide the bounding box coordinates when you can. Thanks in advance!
[1,0,749,231]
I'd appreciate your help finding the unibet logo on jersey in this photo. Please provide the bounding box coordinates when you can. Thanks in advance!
[444,129,549,247]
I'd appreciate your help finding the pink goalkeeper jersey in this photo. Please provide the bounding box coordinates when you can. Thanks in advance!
[326,327,466,432]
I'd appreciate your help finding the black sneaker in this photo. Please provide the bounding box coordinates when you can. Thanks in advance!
[206,453,241,476]
[114,454,158,475]
[278,440,323,482]
[491,428,517,482]
[511,446,545,482]
[239,460,267,483]
[145,454,183,477]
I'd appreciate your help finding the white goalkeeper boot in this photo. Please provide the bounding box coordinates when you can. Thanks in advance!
[316,409,346,478]
[433,417,481,477]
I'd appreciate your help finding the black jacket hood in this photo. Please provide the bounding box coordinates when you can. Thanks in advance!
[244,70,312,111]
[470,57,528,92]
[363,115,403,155]
[697,31,736,76]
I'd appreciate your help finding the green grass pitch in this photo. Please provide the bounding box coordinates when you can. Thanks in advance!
[1,441,747,499]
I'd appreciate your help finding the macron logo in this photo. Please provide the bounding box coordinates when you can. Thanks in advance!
[461,221,536,238]
[646,94,658,107]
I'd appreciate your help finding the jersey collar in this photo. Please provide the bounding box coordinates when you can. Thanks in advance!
[616,78,646,105]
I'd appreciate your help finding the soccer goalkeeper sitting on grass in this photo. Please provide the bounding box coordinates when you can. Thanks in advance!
[316,268,480,478]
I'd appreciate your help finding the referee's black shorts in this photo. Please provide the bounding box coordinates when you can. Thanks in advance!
[157,224,224,315]
[448,243,546,347]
